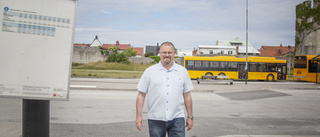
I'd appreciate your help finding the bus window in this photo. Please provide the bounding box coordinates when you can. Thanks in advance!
[267,63,276,72]
[282,65,287,75]
[195,61,202,70]
[294,56,307,68]
[209,61,219,71]
[220,61,228,71]
[277,67,281,73]
[202,61,209,70]
[186,60,194,70]
[309,60,318,73]
[229,62,238,71]
[257,63,266,72]
[249,63,257,72]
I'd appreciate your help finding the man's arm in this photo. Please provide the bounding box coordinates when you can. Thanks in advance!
[136,91,146,131]
[183,92,193,131]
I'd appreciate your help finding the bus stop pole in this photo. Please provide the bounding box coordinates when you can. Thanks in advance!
[23,99,50,137]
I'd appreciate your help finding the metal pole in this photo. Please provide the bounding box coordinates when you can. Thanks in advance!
[245,0,248,85]
[23,99,50,137]
[288,46,292,78]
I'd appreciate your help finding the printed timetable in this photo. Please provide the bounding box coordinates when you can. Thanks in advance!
[0,0,77,100]
[2,8,71,37]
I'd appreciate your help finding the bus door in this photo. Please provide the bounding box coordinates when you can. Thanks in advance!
[238,63,246,79]
[276,64,287,80]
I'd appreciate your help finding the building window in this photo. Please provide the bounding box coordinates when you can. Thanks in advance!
[231,43,242,46]
[228,51,233,55]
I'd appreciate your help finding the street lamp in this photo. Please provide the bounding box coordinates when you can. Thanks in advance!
[245,0,248,84]
[288,45,292,78]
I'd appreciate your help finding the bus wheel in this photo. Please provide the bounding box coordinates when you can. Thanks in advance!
[266,74,274,82]
[218,73,226,80]
[205,73,213,79]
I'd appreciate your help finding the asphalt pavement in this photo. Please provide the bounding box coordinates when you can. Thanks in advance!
[1,78,320,137]
[69,77,320,92]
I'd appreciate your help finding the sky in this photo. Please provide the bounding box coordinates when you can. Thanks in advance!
[74,0,307,51]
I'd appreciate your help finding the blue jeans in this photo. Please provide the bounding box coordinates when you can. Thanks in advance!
[148,118,185,137]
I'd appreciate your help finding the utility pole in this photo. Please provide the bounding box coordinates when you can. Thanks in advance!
[245,0,249,85]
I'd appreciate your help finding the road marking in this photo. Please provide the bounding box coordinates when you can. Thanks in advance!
[231,82,316,85]
[70,85,97,88]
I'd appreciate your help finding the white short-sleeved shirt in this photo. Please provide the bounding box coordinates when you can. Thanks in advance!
[137,62,194,121]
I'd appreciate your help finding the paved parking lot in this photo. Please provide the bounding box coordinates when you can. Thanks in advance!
[1,78,319,137]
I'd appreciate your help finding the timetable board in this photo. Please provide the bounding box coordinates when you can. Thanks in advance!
[0,0,77,100]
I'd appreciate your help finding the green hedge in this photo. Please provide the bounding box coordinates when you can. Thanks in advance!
[149,56,160,63]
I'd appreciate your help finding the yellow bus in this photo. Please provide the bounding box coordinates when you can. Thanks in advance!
[182,56,287,81]
[293,55,320,83]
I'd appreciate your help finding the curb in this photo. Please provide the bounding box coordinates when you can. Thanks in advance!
[218,135,320,137]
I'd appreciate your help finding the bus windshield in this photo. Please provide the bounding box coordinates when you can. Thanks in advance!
[294,56,307,68]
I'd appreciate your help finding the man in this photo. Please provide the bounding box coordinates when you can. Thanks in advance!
[136,41,194,137]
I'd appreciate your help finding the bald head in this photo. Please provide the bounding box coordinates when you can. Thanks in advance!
[160,41,175,51]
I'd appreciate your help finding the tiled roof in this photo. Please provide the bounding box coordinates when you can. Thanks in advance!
[102,41,131,50]
[132,47,144,55]
[259,45,295,56]
[74,43,90,47]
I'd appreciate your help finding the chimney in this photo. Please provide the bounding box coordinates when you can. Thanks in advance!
[280,43,283,47]
[95,35,98,39]
[156,43,160,54]
[236,46,239,55]
[116,41,119,45]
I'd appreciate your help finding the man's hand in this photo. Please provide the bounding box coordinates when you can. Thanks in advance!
[186,118,193,131]
[136,115,144,131]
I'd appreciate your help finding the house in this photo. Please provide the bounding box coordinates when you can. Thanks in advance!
[102,41,131,53]
[177,49,193,57]
[195,37,260,56]
[197,45,236,55]
[73,43,90,47]
[259,44,295,71]
[132,47,144,57]
[216,37,260,56]
[145,44,160,56]
[90,35,102,47]
[258,44,295,57]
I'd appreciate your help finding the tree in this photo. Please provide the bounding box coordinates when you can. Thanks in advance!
[106,52,130,64]
[106,46,134,64]
[108,45,120,54]
[122,48,137,57]
[145,51,154,57]
[98,45,106,55]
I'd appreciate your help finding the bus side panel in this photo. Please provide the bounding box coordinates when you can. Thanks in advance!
[187,71,206,79]
[218,71,238,79]
[293,68,308,81]
[248,72,277,80]
[308,73,317,82]
[187,71,238,79]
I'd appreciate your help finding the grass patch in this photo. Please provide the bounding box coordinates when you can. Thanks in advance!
[71,69,145,78]
[72,62,153,71]
[71,62,154,78]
